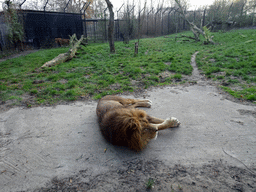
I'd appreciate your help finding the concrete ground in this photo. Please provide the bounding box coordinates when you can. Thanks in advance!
[0,84,256,191]
[1,52,256,191]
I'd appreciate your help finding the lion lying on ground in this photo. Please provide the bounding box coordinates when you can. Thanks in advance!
[96,95,180,151]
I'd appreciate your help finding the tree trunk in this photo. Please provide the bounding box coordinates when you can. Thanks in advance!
[105,0,115,53]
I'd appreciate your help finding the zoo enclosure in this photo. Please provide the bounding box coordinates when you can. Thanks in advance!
[0,0,256,50]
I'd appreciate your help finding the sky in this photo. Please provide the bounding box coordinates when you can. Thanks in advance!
[0,0,216,11]
[109,0,216,10]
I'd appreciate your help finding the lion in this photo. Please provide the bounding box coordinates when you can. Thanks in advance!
[54,38,70,47]
[96,95,180,151]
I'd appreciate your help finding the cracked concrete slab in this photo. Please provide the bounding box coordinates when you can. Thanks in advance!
[0,84,256,191]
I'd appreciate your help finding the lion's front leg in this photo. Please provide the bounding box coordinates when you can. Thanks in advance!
[147,115,165,124]
[155,117,181,130]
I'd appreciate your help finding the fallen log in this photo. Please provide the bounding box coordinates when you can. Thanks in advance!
[175,34,197,41]
[41,34,84,68]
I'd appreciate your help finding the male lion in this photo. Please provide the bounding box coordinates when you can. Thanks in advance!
[96,95,180,151]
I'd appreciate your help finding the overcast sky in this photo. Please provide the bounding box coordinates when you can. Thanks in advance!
[0,0,215,11]
[110,0,215,10]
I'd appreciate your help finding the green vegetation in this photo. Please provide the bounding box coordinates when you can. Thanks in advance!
[0,29,255,107]
[4,1,24,46]
[145,178,155,189]
[0,32,200,106]
[196,29,256,101]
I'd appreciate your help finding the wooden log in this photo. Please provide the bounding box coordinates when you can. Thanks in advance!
[41,34,84,68]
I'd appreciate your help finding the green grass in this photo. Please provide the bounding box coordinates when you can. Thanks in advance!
[145,178,155,189]
[196,29,256,101]
[0,32,202,106]
[0,29,256,107]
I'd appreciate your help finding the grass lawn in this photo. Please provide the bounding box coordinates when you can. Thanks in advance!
[196,29,256,101]
[0,29,255,107]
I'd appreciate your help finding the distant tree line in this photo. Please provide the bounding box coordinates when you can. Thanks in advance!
[1,0,256,51]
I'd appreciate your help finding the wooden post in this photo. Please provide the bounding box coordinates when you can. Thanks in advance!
[134,42,138,57]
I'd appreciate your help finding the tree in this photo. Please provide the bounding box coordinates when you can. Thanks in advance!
[3,0,24,50]
[105,0,115,53]
[93,0,105,18]
[174,0,215,44]
[41,0,94,16]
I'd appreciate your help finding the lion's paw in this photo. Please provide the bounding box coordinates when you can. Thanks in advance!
[142,99,152,108]
[166,117,180,127]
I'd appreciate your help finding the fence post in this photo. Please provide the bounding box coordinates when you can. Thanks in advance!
[155,8,161,36]
[104,8,108,41]
[19,0,26,9]
[64,0,71,13]
[116,4,124,41]
[44,0,49,11]
[138,7,145,40]
[80,2,87,39]
[162,8,168,35]
[83,2,91,42]
[130,5,135,40]
[147,8,153,36]
[168,8,174,34]
[253,9,256,26]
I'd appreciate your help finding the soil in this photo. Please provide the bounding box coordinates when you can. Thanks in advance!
[35,159,256,192]
[1,50,256,192]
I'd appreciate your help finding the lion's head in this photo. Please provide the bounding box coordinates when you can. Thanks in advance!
[118,109,158,151]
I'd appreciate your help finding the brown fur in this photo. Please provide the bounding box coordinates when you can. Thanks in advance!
[55,38,70,47]
[96,95,180,151]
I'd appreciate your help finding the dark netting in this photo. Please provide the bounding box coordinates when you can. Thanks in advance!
[22,10,83,48]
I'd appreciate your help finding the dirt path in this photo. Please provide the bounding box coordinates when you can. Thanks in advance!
[1,52,256,192]
[0,50,39,63]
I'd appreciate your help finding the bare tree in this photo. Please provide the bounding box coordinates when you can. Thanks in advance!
[174,0,214,44]
[105,0,115,53]
[251,0,256,25]
[93,0,106,18]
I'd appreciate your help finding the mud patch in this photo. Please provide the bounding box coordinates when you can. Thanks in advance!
[35,159,256,192]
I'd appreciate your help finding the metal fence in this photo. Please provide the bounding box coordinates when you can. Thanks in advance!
[1,4,255,51]
[0,9,84,50]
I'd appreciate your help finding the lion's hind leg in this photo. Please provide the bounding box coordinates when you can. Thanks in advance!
[129,99,152,108]
[109,96,152,108]
[101,95,150,106]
